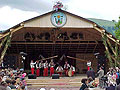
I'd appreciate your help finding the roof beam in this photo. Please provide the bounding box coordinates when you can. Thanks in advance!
[0,24,24,40]
[93,26,120,45]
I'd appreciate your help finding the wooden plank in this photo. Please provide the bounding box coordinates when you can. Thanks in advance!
[0,25,24,40]
[67,56,88,62]
[94,26,120,45]
[11,42,98,45]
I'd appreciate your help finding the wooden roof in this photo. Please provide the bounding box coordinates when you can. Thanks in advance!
[0,9,118,44]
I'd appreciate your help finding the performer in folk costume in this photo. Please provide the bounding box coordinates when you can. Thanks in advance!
[56,65,63,76]
[39,60,44,76]
[49,59,55,76]
[43,60,48,76]
[64,61,70,76]
[87,60,91,71]
[69,65,75,76]
[36,60,40,77]
[30,60,36,74]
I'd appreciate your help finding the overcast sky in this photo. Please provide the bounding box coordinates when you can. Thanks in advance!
[0,0,120,30]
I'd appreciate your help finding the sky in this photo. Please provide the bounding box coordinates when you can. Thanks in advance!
[0,0,120,30]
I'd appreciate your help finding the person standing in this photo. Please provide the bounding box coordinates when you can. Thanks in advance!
[97,67,104,88]
[39,60,44,76]
[87,60,91,71]
[116,70,120,85]
[30,60,36,74]
[36,60,40,77]
[86,67,95,80]
[49,59,55,76]
[64,61,70,76]
[43,60,48,76]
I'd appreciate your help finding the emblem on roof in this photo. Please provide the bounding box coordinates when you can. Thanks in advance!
[51,12,67,27]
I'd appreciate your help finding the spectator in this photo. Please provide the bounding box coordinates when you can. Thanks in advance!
[79,78,88,90]
[116,83,120,90]
[105,83,115,90]
[0,81,7,90]
[20,85,25,90]
[116,71,120,85]
[97,67,104,88]
[5,79,11,90]
[10,80,16,89]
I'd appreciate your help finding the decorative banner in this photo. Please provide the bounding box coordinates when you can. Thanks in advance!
[51,12,67,27]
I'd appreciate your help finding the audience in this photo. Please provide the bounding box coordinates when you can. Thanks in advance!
[0,68,27,90]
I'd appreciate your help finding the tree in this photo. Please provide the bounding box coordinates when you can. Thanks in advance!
[115,17,120,39]
[101,17,120,67]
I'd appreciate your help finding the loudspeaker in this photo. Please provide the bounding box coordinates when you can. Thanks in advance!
[52,74,59,79]
[28,74,36,79]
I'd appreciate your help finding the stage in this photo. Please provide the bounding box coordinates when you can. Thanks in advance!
[26,74,103,90]
[26,74,86,88]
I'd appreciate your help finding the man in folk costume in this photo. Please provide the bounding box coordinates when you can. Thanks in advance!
[69,65,75,76]
[30,60,36,74]
[87,60,91,71]
[64,61,70,76]
[36,60,40,77]
[43,60,48,76]
[49,59,55,76]
[39,60,44,76]
[56,65,63,76]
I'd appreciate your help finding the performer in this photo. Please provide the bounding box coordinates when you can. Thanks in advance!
[43,60,48,76]
[49,59,55,76]
[64,61,70,76]
[87,60,91,71]
[56,65,63,76]
[30,60,36,74]
[69,65,75,76]
[39,60,44,76]
[36,60,40,77]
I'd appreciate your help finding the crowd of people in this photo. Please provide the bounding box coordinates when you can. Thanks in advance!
[80,66,120,90]
[0,68,27,90]
[30,60,75,77]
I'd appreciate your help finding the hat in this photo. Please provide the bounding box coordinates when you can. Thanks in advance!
[40,88,46,90]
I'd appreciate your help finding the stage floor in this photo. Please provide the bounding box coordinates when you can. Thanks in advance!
[26,74,86,87]
[26,74,104,90]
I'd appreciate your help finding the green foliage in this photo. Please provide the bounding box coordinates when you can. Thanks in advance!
[115,17,120,39]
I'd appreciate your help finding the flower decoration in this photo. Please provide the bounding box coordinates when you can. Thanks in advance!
[53,1,63,11]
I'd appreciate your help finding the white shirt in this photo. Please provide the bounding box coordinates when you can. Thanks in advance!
[87,61,91,66]
[70,66,75,72]
[64,63,70,69]
[36,63,39,69]
[44,62,48,68]
[56,66,63,71]
[30,62,36,68]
